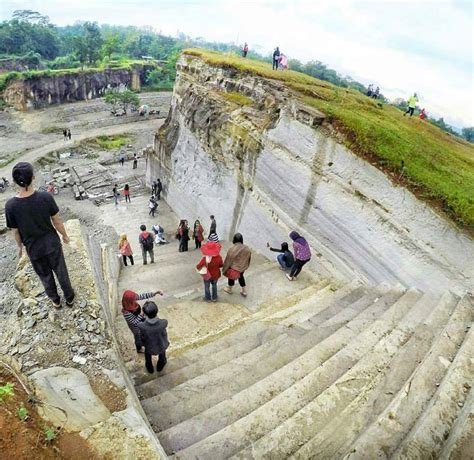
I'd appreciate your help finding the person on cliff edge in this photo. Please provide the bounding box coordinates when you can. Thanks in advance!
[5,162,75,309]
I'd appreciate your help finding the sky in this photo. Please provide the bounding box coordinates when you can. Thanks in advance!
[1,0,473,128]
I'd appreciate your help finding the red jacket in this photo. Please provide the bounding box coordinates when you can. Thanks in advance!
[196,255,223,280]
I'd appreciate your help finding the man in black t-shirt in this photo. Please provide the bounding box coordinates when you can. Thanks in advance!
[5,162,75,309]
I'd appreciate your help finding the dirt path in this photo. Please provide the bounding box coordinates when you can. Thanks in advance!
[0,118,163,178]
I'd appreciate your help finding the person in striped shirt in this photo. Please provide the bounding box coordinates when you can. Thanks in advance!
[122,289,163,352]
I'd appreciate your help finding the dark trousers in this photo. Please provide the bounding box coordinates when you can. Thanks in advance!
[179,238,189,252]
[273,59,279,70]
[149,208,156,217]
[204,279,218,300]
[125,194,131,203]
[145,351,167,373]
[142,247,154,264]
[133,160,137,169]
[30,245,74,305]
[122,255,134,266]
[228,272,246,287]
[195,238,202,249]
[133,331,143,351]
[405,107,415,116]
[156,190,161,200]
[290,259,309,278]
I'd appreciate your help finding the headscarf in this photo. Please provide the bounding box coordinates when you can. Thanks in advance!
[122,290,139,312]
[289,231,307,245]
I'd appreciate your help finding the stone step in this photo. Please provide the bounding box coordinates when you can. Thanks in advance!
[142,285,384,431]
[169,288,422,459]
[159,287,404,453]
[137,281,331,393]
[438,382,474,460]
[291,291,465,459]
[232,291,447,459]
[393,299,474,459]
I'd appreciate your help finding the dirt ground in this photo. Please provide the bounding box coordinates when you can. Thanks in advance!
[0,368,101,459]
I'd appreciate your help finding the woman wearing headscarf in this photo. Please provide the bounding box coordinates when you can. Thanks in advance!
[222,233,252,297]
[287,231,311,281]
[192,220,204,249]
[121,289,163,352]
[118,233,134,266]
[196,241,223,302]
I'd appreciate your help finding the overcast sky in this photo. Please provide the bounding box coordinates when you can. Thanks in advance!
[1,0,473,127]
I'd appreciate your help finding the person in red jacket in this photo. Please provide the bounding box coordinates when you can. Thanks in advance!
[196,241,223,302]
[419,108,426,120]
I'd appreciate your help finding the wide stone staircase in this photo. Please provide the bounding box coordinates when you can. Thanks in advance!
[130,277,473,459]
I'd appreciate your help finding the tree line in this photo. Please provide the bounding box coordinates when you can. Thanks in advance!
[0,10,472,141]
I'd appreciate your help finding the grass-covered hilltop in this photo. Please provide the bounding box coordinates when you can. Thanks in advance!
[184,49,474,230]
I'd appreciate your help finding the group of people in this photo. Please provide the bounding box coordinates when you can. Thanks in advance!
[366,84,380,99]
[272,47,288,70]
[112,183,131,205]
[62,129,72,141]
[118,153,138,168]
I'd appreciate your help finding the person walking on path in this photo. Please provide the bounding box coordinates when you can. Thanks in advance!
[63,129,68,141]
[118,233,134,266]
[139,224,155,264]
[67,129,71,141]
[123,184,131,203]
[267,241,294,271]
[177,219,190,252]
[156,178,162,200]
[148,196,157,217]
[133,153,138,169]
[193,220,204,249]
[5,162,75,309]
[196,241,223,302]
[138,301,169,374]
[121,290,163,353]
[119,155,125,167]
[272,47,281,70]
[242,42,249,58]
[404,93,419,117]
[209,215,217,238]
[112,184,120,206]
[223,233,252,297]
[287,231,311,281]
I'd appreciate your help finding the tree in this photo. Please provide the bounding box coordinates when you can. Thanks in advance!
[104,89,140,114]
[101,32,121,59]
[72,35,88,68]
[12,10,50,25]
[462,127,474,143]
[83,22,103,64]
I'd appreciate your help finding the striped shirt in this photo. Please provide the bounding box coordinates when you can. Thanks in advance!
[208,233,219,242]
[122,292,155,334]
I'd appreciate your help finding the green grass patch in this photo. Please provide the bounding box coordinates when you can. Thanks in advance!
[184,48,474,228]
[220,91,253,106]
[88,134,131,150]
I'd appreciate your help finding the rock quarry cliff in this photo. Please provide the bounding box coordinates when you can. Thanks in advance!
[147,53,473,295]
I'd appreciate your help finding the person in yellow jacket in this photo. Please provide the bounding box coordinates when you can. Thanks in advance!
[404,93,419,117]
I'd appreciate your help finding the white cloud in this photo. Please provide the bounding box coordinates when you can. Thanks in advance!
[1,0,473,126]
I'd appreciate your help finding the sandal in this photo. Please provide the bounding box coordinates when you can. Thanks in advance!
[223,287,232,295]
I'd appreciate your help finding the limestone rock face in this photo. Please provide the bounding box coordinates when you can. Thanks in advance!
[3,67,144,111]
[148,54,473,294]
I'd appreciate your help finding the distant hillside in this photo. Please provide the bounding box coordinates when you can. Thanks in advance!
[185,49,474,229]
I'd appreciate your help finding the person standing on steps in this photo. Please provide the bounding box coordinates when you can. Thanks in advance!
[272,47,281,70]
[123,184,131,203]
[156,178,162,200]
[148,195,157,217]
[67,129,71,141]
[209,215,217,238]
[223,233,252,297]
[266,241,294,271]
[193,220,204,249]
[5,162,75,309]
[287,231,311,281]
[133,153,138,169]
[139,224,155,264]
[118,233,134,266]
[121,289,163,353]
[138,301,169,374]
[177,219,190,252]
[242,42,249,58]
[196,241,223,302]
[404,93,419,117]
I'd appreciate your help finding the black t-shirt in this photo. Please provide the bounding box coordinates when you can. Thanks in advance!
[5,191,61,260]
